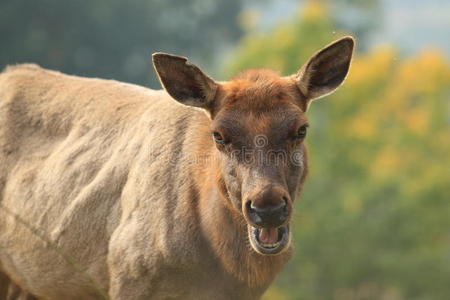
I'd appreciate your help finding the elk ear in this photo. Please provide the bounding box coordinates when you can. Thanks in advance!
[152,52,218,109]
[295,36,354,101]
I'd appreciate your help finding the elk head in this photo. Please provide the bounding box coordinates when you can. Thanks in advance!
[153,36,354,255]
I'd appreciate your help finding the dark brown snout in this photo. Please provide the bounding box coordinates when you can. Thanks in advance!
[244,185,291,228]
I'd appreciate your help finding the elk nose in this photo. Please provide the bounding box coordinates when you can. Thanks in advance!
[245,198,289,228]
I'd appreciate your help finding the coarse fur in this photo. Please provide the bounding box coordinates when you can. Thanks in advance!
[0,37,354,299]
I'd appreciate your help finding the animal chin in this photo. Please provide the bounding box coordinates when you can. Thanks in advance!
[248,224,291,255]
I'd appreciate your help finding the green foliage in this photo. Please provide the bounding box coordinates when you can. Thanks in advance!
[229,2,450,299]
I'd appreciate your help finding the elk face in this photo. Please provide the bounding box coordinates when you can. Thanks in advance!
[153,36,354,255]
[209,96,308,255]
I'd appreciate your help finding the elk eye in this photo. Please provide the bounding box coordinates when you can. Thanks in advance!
[212,131,227,145]
[295,125,308,139]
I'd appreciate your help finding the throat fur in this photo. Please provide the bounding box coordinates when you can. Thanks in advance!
[202,192,291,288]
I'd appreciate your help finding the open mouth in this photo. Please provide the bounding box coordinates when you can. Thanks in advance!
[248,225,291,255]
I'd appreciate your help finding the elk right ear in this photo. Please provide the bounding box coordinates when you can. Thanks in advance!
[152,53,218,110]
[295,36,354,101]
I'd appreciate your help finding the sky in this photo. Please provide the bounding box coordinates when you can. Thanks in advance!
[372,0,450,54]
[249,0,450,56]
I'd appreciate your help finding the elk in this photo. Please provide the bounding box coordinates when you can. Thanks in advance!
[0,36,354,299]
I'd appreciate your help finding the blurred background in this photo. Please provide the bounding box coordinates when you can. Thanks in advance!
[1,0,449,299]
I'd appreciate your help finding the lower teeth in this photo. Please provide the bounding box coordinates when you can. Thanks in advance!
[260,243,278,248]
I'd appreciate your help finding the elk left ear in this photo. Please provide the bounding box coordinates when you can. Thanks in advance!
[152,52,218,110]
[295,36,354,101]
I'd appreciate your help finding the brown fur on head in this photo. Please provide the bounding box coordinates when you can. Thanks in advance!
[153,36,354,256]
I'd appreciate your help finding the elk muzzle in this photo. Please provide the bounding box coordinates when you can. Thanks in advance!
[244,185,291,228]
[243,185,292,255]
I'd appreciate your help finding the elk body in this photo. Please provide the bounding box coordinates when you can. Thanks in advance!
[0,37,354,299]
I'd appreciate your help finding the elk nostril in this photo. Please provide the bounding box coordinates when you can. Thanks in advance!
[246,201,262,224]
[246,200,252,212]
